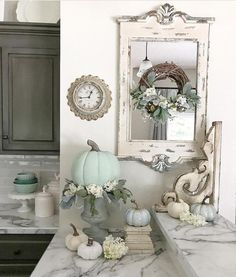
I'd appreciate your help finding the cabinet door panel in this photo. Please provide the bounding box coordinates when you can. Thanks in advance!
[2,47,59,152]
[11,54,53,141]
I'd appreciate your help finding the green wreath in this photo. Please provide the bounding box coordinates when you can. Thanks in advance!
[131,62,200,124]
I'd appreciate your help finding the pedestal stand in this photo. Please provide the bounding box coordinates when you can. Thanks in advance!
[8,192,35,213]
[124,224,155,254]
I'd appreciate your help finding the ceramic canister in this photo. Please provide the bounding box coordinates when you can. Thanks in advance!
[35,186,54,217]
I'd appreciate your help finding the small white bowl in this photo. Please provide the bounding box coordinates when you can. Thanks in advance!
[17,172,35,181]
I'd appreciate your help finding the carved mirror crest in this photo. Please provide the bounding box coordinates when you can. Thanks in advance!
[117,3,214,172]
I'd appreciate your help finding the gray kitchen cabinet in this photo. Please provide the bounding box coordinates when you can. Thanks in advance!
[0,234,54,276]
[0,22,60,154]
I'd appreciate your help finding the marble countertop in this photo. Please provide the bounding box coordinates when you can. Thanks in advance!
[31,227,182,277]
[0,203,59,234]
[153,212,236,277]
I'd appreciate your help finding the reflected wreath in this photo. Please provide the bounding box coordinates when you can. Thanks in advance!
[130,62,200,124]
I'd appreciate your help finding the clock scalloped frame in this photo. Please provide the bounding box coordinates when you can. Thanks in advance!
[67,75,112,121]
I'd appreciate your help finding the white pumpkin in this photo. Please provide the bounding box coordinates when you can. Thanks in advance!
[126,200,151,227]
[77,238,103,260]
[167,199,189,219]
[65,223,88,251]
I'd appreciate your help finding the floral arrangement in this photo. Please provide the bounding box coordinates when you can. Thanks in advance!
[60,179,132,216]
[179,211,207,227]
[103,235,128,260]
[130,71,200,124]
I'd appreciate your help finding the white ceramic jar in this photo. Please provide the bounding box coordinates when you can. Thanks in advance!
[35,186,54,217]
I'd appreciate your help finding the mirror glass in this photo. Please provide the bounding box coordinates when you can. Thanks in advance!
[130,40,197,141]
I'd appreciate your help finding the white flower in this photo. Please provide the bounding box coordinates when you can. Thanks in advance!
[69,183,77,194]
[159,96,168,109]
[152,100,159,106]
[144,87,156,97]
[141,110,151,121]
[180,211,206,226]
[86,184,103,198]
[103,235,128,260]
[103,180,118,192]
[64,190,73,196]
[177,96,187,105]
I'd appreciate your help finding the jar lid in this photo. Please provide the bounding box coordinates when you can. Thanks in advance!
[36,185,53,198]
[47,180,59,187]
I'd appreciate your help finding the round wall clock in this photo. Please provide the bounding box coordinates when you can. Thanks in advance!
[67,75,112,121]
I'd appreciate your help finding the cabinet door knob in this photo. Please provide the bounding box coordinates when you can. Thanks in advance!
[13,249,21,255]
[2,135,8,139]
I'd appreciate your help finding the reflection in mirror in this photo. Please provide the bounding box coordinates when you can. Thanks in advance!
[130,40,197,141]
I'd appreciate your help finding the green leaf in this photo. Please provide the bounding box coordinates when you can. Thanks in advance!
[77,189,87,198]
[147,71,156,84]
[113,189,122,200]
[161,109,171,123]
[153,108,171,124]
[153,107,161,117]
[183,82,192,94]
[121,192,128,203]
[139,99,148,105]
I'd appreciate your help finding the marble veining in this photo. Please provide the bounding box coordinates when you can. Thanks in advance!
[0,203,58,234]
[31,228,182,277]
[153,212,236,277]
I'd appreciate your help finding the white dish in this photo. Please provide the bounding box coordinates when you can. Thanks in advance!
[16,0,60,23]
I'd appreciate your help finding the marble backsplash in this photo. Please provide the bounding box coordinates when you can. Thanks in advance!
[0,155,59,203]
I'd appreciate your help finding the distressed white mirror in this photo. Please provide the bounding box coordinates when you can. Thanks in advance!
[117,3,214,172]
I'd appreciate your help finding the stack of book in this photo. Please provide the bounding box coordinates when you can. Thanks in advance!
[124,224,155,254]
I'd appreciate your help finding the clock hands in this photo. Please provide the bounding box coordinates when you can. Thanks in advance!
[79,90,94,99]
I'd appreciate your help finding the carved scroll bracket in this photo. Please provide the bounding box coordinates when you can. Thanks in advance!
[154,121,222,211]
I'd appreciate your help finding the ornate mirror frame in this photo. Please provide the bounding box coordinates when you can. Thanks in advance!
[117,3,214,172]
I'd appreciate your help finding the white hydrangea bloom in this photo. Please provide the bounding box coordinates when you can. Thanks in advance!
[69,183,77,194]
[64,190,73,196]
[103,235,128,260]
[159,96,168,109]
[86,184,103,198]
[144,87,156,97]
[180,211,206,226]
[152,100,159,106]
[177,96,187,105]
[103,180,118,192]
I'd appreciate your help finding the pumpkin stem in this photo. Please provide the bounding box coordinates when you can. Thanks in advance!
[87,237,94,246]
[87,139,100,152]
[202,195,210,204]
[131,199,139,209]
[70,223,79,236]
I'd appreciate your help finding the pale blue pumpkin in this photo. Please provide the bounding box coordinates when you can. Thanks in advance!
[190,196,216,222]
[126,208,151,227]
[72,140,120,186]
[126,200,151,227]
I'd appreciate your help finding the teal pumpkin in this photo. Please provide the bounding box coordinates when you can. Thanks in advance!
[72,140,120,186]
[190,196,216,222]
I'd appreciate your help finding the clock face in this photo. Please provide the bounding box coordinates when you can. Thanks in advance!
[67,75,112,121]
[74,83,103,111]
